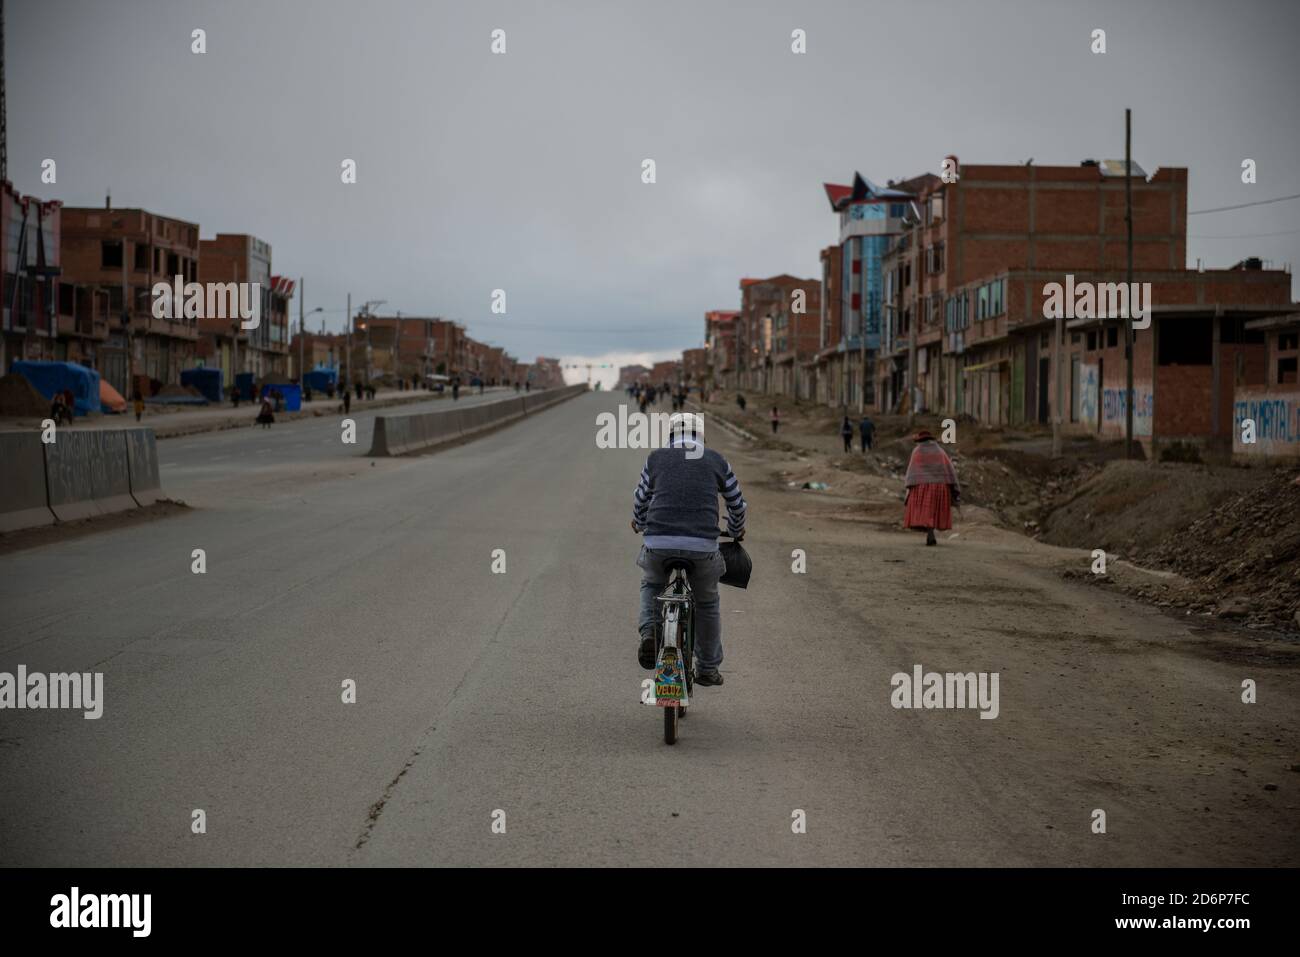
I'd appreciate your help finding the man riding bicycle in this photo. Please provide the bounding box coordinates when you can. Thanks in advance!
[630,412,746,686]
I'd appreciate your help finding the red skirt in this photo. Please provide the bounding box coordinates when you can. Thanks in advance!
[904,482,952,531]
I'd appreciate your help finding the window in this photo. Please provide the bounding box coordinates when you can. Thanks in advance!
[977,285,989,320]
[167,252,179,275]
[1087,331,1097,351]
[1278,357,1298,384]
[101,241,123,269]
[1106,326,1119,348]
[59,282,75,315]
[1158,317,1213,364]
[890,203,906,218]
[134,243,149,271]
[1278,333,1298,351]
[928,243,945,274]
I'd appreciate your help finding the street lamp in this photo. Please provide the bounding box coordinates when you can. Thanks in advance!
[357,299,386,384]
[299,305,323,382]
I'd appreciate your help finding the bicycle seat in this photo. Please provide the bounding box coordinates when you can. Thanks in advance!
[663,558,694,574]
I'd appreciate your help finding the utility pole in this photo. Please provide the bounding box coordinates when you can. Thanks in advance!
[345,292,352,390]
[1125,107,1135,460]
[231,260,240,392]
[1,0,7,184]
[298,276,304,384]
[909,237,920,426]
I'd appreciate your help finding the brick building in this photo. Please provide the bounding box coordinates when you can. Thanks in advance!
[617,363,651,389]
[2,182,73,372]
[532,356,565,389]
[737,275,820,394]
[1233,312,1300,461]
[703,310,739,390]
[197,233,291,387]
[819,172,935,409]
[356,315,439,381]
[60,203,201,396]
[809,244,843,406]
[682,347,708,389]
[870,158,1293,457]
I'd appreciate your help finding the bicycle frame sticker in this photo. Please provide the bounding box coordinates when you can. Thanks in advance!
[655,647,688,708]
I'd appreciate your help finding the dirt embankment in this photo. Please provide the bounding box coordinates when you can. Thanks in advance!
[695,389,1297,632]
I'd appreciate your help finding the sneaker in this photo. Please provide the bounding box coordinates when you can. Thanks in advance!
[638,634,656,670]
[696,669,724,687]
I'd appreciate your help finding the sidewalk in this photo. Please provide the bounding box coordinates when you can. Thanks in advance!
[0,387,510,440]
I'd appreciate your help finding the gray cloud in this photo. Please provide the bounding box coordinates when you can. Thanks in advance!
[9,0,1298,382]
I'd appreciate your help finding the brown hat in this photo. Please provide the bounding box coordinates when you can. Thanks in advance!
[912,429,934,442]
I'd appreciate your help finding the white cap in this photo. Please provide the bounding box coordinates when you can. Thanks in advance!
[668,411,704,442]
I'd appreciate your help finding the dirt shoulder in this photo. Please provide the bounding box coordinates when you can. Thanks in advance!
[695,389,1298,634]
[717,420,1300,866]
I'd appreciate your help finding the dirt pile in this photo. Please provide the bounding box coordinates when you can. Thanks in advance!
[1143,468,1300,628]
[1038,461,1264,561]
[0,373,50,417]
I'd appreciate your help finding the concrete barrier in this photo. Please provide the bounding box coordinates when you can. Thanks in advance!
[45,431,137,522]
[1,426,168,533]
[0,432,55,532]
[124,429,164,506]
[367,385,586,457]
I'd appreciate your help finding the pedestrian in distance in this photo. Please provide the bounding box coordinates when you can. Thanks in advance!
[342,388,351,415]
[50,392,71,426]
[736,393,747,413]
[525,380,531,393]
[859,414,875,452]
[770,406,780,434]
[903,429,960,546]
[840,415,853,453]
[256,395,275,429]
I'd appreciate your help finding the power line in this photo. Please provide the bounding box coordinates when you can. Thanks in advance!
[1189,227,1300,239]
[1188,193,1300,215]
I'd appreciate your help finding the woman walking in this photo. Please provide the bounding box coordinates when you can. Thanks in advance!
[770,406,780,434]
[840,415,853,453]
[903,429,960,546]
[256,394,275,429]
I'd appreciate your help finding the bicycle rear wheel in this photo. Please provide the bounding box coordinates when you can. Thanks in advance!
[663,703,678,744]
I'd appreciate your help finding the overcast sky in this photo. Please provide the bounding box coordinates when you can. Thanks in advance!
[10,0,1299,388]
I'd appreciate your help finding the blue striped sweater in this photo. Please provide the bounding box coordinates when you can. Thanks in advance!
[632,439,746,551]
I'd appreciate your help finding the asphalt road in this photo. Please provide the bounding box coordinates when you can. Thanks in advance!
[1,391,1295,866]
[157,387,512,500]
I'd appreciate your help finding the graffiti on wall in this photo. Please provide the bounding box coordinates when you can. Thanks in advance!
[1102,386,1153,436]
[1233,391,1300,456]
[1079,364,1099,429]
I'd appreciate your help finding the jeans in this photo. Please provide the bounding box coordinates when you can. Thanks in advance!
[637,546,725,671]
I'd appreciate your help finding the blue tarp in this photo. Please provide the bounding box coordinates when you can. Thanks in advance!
[302,368,337,393]
[261,383,302,412]
[11,361,101,416]
[181,367,224,403]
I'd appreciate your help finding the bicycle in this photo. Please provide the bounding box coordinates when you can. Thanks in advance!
[651,559,696,745]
